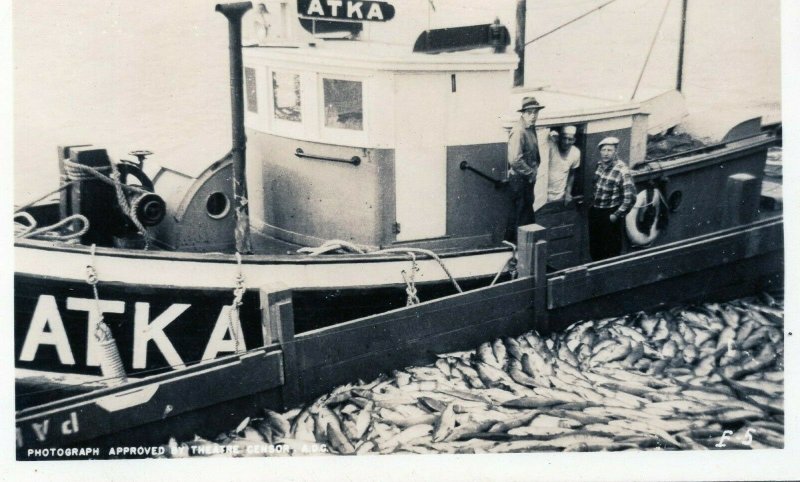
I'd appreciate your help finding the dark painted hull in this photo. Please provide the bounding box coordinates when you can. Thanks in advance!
[16,216,783,457]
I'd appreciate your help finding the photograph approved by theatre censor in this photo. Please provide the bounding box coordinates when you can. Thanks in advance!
[10,0,788,469]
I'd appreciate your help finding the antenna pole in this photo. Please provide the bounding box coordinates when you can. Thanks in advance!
[676,0,688,92]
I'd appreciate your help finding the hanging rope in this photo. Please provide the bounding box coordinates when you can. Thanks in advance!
[228,252,246,355]
[491,240,519,286]
[525,0,620,47]
[400,252,421,306]
[85,244,128,385]
[631,0,673,100]
[373,247,463,294]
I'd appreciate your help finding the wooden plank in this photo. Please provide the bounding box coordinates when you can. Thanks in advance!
[532,239,548,323]
[547,223,575,241]
[296,308,535,402]
[17,349,284,449]
[294,277,536,372]
[517,224,547,278]
[548,251,783,331]
[547,219,782,308]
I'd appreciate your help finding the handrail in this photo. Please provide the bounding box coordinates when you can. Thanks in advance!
[295,148,361,166]
[459,161,507,189]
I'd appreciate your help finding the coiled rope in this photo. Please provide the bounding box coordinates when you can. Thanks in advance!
[61,158,152,249]
[296,239,368,255]
[14,211,90,242]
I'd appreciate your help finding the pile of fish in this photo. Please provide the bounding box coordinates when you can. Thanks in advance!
[164,294,784,456]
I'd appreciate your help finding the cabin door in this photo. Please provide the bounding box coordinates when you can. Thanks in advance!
[393,74,448,241]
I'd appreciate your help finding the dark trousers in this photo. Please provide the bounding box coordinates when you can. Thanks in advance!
[589,206,623,261]
[505,175,535,243]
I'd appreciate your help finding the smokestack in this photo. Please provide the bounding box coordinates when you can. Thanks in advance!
[216,2,253,254]
[513,0,526,87]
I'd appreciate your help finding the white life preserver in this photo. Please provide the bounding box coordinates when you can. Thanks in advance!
[625,188,665,246]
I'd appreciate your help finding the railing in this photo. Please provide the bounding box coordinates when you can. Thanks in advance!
[459,161,507,189]
[295,148,361,166]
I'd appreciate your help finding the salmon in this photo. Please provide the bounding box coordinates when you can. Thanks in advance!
[591,342,631,365]
[290,409,317,442]
[492,338,508,367]
[682,344,699,365]
[434,358,452,378]
[508,360,543,388]
[504,337,526,362]
[475,361,518,390]
[263,409,291,438]
[558,344,581,367]
[326,421,356,454]
[507,425,574,437]
[502,396,563,409]
[741,326,770,350]
[639,316,659,337]
[735,319,758,344]
[478,342,500,368]
[720,306,740,327]
[379,424,433,452]
[716,408,764,423]
[608,419,680,447]
[545,433,618,448]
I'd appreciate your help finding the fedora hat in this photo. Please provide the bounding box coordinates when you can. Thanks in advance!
[518,96,545,112]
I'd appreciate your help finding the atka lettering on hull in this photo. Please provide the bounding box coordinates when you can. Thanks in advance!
[298,0,395,22]
[14,275,263,375]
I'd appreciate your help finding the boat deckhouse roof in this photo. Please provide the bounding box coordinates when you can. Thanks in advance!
[244,42,519,72]
[515,89,642,126]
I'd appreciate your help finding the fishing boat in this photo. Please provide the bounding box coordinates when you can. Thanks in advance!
[14,1,782,456]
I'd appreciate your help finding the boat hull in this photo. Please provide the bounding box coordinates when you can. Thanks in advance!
[15,217,783,457]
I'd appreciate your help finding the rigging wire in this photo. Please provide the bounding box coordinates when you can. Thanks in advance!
[630,0,673,100]
[524,0,620,46]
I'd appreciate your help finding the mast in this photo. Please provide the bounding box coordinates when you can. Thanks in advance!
[216,2,254,254]
[676,0,688,92]
[514,0,526,87]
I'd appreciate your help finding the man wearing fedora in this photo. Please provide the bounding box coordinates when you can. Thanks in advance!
[505,96,545,243]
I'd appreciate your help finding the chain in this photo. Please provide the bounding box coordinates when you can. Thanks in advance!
[401,252,420,306]
[229,252,245,354]
[85,244,104,337]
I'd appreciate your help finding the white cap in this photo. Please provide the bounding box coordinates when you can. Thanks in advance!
[562,125,577,136]
[598,136,620,148]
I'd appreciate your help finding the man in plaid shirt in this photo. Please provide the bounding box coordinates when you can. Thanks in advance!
[589,137,636,260]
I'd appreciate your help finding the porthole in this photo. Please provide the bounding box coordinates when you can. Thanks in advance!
[206,192,230,219]
[667,191,683,212]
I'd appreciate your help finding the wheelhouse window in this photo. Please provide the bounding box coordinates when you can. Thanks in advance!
[323,78,363,131]
[272,71,302,122]
[244,67,258,113]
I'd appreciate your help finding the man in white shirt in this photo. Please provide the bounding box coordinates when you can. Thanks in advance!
[546,125,581,205]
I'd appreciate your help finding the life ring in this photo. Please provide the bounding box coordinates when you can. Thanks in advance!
[625,188,665,246]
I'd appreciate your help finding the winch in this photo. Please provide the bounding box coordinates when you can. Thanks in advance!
[58,145,166,247]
